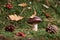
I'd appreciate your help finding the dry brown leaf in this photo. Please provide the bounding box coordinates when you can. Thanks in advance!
[9,14,24,21]
[18,3,27,7]
[30,10,37,18]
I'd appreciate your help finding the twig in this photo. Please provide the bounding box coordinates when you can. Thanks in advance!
[42,10,51,18]
[20,8,26,15]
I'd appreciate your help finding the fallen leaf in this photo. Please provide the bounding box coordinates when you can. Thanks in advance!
[18,3,27,7]
[42,4,49,8]
[30,10,37,18]
[9,14,24,21]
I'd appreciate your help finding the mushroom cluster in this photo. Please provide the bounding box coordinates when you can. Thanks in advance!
[5,25,15,32]
[27,16,42,31]
[46,25,58,34]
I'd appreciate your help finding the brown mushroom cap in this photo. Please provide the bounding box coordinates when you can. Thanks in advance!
[27,16,42,24]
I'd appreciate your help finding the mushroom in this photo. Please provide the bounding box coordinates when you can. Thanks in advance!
[27,16,42,31]
[46,24,58,34]
[6,3,13,9]
[16,32,26,37]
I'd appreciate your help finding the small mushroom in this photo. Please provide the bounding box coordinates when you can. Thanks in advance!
[46,24,58,34]
[6,3,13,9]
[27,16,42,31]
[16,32,26,37]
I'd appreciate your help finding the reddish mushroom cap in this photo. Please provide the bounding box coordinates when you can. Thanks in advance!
[6,3,13,9]
[27,16,42,24]
[16,32,26,37]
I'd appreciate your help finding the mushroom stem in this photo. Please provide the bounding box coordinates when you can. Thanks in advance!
[32,24,38,31]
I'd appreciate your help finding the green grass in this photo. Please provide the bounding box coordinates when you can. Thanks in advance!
[0,0,60,40]
[0,28,60,40]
